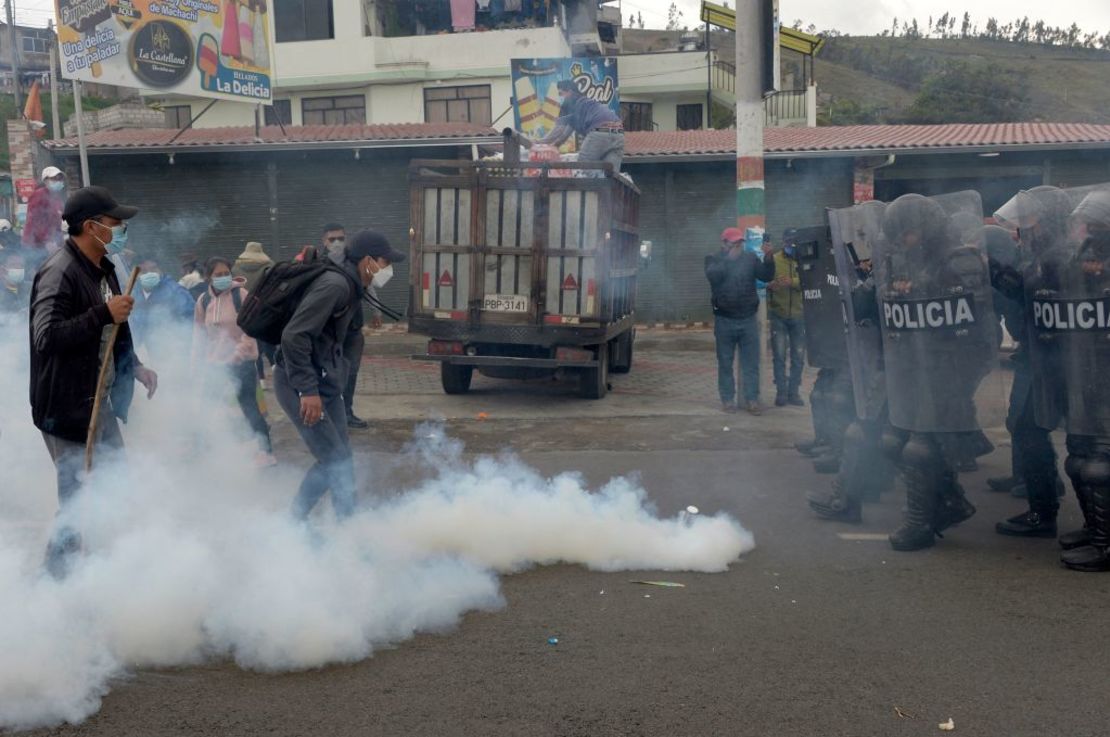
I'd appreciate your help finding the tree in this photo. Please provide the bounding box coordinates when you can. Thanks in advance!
[960,12,971,38]
[665,2,685,31]
[903,61,1030,124]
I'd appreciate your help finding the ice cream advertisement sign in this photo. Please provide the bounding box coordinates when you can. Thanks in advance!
[54,0,275,104]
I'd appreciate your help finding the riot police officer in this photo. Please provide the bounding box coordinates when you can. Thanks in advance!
[990,187,1072,539]
[808,201,896,522]
[873,193,994,551]
[1027,188,1110,571]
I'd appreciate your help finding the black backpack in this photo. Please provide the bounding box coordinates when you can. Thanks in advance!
[236,249,361,345]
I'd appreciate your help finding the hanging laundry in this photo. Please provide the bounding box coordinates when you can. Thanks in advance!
[238,2,255,65]
[450,0,476,30]
[252,0,269,69]
[220,0,242,59]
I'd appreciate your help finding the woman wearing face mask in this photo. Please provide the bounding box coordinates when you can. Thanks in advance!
[191,256,276,466]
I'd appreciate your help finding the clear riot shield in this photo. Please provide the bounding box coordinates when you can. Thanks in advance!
[1020,184,1110,437]
[795,225,848,370]
[829,201,886,420]
[873,191,997,433]
[993,184,1077,432]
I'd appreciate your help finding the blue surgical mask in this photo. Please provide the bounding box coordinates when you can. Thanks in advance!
[92,221,128,254]
[139,272,161,291]
[46,180,65,193]
[784,245,796,257]
[5,268,24,284]
[211,275,234,292]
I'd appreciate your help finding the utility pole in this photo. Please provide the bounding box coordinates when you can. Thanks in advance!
[5,0,22,111]
[734,0,769,232]
[48,20,61,138]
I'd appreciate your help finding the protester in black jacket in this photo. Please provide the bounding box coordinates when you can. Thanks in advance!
[29,186,157,578]
[705,227,775,415]
[274,230,405,521]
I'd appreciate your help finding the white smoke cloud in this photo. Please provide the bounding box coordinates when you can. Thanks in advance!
[0,311,753,730]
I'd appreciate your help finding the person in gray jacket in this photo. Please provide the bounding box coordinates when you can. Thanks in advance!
[273,230,405,520]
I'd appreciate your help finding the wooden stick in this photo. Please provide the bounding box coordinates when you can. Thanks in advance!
[85,266,140,473]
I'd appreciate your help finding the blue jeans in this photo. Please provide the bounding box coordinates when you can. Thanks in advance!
[770,315,805,397]
[273,365,356,520]
[714,314,761,404]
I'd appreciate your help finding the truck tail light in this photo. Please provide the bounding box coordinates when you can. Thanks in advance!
[428,340,465,356]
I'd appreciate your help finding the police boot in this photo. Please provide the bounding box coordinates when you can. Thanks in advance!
[807,481,862,523]
[795,438,827,457]
[890,471,939,551]
[1061,485,1110,572]
[934,473,976,534]
[1059,456,1092,550]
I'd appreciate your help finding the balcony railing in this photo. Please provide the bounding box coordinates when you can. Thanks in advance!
[712,60,735,94]
[764,89,809,127]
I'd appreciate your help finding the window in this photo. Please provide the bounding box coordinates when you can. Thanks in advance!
[164,105,192,129]
[275,0,334,42]
[265,100,292,126]
[620,102,653,132]
[20,30,49,54]
[424,86,492,126]
[302,95,365,125]
[677,103,704,131]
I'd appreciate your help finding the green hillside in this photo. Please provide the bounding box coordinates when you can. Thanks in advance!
[814,36,1110,124]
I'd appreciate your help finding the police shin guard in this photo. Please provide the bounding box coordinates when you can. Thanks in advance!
[807,479,862,523]
[890,471,940,551]
[1061,458,1110,572]
[1059,455,1092,550]
[934,471,976,534]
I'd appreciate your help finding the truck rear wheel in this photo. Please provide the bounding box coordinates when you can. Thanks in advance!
[579,343,609,399]
[441,363,473,395]
[609,330,634,374]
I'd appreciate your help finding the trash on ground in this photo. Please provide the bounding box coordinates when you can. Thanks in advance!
[477,412,490,420]
[547,637,559,646]
[939,718,955,731]
[723,426,730,432]
[630,580,686,588]
[894,707,914,719]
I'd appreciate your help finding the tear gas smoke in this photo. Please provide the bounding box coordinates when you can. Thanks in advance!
[0,316,753,730]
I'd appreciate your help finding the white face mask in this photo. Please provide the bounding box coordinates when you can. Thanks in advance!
[371,263,394,289]
[5,268,25,285]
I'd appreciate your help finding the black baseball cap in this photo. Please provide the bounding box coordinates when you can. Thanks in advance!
[346,230,406,264]
[62,186,138,226]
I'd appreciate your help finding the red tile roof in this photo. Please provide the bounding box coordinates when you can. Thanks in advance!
[44,122,500,151]
[44,122,1110,158]
[625,123,1110,159]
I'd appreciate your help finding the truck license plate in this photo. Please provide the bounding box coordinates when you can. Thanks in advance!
[482,294,529,313]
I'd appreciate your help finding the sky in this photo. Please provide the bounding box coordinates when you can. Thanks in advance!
[621,0,1108,36]
[9,0,1107,33]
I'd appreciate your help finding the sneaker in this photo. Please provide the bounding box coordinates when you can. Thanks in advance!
[787,395,805,407]
[995,511,1057,538]
[347,414,370,430]
[775,394,787,407]
[254,452,278,468]
[746,401,763,416]
[987,475,1019,493]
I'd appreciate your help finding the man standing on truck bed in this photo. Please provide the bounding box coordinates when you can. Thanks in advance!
[706,227,775,415]
[535,80,624,172]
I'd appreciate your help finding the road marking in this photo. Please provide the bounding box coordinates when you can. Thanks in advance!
[837,533,889,541]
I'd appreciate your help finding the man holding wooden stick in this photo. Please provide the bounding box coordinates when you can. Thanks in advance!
[29,186,157,579]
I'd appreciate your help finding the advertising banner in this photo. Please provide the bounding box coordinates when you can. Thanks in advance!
[54,0,276,104]
[510,57,619,144]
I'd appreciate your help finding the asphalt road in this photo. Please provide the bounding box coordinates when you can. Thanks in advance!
[25,330,1110,737]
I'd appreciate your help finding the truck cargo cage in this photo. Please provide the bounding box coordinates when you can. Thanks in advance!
[408,138,641,399]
